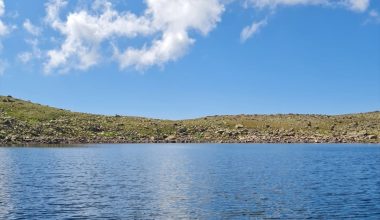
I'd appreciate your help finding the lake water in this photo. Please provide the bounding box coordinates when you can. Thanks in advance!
[0,144,379,219]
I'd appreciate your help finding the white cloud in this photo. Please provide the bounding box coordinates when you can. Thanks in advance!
[344,0,370,12]
[114,31,194,70]
[19,18,43,64]
[0,0,8,36]
[18,52,33,63]
[366,9,380,24]
[241,0,371,41]
[115,0,224,70]
[244,0,370,11]
[0,0,9,63]
[18,39,42,63]
[369,9,378,17]
[246,0,328,9]
[0,0,4,16]
[0,21,7,36]
[23,19,41,36]
[43,0,224,73]
[39,0,373,72]
[241,18,267,42]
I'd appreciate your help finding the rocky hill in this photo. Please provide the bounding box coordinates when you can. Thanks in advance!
[0,95,379,145]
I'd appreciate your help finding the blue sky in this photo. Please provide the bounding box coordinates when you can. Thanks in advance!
[0,0,379,119]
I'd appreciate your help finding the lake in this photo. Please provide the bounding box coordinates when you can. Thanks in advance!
[0,144,379,219]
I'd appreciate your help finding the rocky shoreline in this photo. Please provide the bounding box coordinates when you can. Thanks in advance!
[1,96,379,146]
[2,128,378,145]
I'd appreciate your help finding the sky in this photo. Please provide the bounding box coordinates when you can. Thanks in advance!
[0,0,379,119]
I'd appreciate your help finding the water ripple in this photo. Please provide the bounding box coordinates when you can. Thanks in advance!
[0,144,379,219]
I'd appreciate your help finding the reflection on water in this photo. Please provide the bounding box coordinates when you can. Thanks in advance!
[0,144,379,219]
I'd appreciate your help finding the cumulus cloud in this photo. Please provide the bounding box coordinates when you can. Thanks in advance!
[43,0,224,73]
[34,0,373,72]
[115,0,224,70]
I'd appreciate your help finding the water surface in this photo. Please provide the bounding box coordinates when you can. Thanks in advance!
[0,144,379,219]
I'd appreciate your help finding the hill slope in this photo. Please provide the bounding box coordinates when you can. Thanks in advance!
[0,96,379,145]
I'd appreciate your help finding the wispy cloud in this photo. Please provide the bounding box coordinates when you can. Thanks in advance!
[18,39,42,64]
[345,0,370,12]
[0,0,9,76]
[366,9,380,24]
[240,0,372,41]
[243,0,370,12]
[0,0,9,36]
[23,19,41,36]
[0,58,7,75]
[241,18,267,42]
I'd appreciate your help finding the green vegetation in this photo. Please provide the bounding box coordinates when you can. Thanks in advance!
[0,95,379,145]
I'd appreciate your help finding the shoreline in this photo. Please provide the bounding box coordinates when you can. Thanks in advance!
[2,139,379,146]
[1,96,379,146]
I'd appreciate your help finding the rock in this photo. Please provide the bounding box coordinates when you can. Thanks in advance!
[178,127,187,133]
[89,125,103,132]
[368,135,377,140]
[2,98,15,103]
[165,135,176,141]
[235,124,244,129]
[216,130,224,134]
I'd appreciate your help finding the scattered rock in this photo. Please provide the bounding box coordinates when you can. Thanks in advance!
[88,125,103,132]
[178,127,187,133]
[368,135,377,140]
[216,130,224,135]
[0,95,379,145]
[165,135,176,142]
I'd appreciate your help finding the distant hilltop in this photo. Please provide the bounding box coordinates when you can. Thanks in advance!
[0,95,379,145]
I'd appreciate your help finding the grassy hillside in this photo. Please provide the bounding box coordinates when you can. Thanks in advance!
[0,95,379,145]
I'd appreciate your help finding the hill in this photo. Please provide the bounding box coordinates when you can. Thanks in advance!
[0,95,379,145]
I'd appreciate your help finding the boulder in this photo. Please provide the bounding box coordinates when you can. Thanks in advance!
[368,135,377,140]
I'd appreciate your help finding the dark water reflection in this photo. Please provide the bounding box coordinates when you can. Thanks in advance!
[0,144,379,219]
